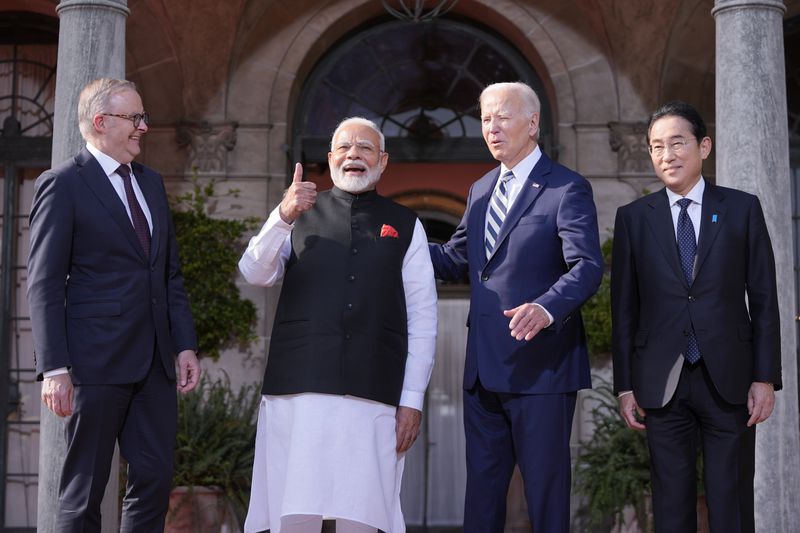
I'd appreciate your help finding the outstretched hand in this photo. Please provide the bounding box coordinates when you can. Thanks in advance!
[503,303,550,341]
[278,163,317,223]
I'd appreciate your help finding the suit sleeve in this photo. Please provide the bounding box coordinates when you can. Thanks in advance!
[610,207,638,394]
[27,170,74,379]
[163,180,198,353]
[533,177,604,326]
[745,196,781,389]
[428,185,473,281]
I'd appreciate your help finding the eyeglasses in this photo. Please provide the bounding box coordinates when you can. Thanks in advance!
[101,112,150,128]
[648,137,696,158]
[332,142,381,156]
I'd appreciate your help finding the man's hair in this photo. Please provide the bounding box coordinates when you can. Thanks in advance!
[330,116,385,151]
[479,81,541,116]
[78,78,138,141]
[646,100,707,143]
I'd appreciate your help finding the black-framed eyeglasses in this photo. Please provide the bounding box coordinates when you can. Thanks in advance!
[101,112,150,128]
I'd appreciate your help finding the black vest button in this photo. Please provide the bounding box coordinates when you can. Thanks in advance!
[348,275,355,281]
[346,303,353,310]
[352,248,358,255]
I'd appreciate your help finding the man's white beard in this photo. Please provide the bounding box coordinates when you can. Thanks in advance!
[331,165,381,193]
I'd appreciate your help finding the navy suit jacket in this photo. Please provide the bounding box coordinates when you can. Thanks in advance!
[611,183,782,408]
[429,151,603,394]
[27,147,197,384]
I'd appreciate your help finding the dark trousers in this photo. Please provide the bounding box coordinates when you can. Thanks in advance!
[646,361,755,533]
[57,355,177,533]
[462,380,576,533]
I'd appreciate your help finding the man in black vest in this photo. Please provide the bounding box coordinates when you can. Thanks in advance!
[239,117,437,533]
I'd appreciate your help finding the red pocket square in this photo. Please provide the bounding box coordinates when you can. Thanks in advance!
[380,224,399,238]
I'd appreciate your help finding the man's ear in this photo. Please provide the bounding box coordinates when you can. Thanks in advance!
[91,114,105,135]
[699,136,712,160]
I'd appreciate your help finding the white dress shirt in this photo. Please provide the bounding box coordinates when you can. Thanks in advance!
[665,176,704,242]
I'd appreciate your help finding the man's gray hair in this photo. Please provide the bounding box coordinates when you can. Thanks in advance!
[479,81,541,116]
[330,117,385,151]
[78,78,138,141]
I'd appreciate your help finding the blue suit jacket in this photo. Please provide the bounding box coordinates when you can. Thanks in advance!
[27,147,197,384]
[429,152,603,393]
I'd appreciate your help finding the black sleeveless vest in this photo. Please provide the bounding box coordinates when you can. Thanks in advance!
[263,187,417,406]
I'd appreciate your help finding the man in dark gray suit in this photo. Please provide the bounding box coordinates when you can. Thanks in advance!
[28,78,201,533]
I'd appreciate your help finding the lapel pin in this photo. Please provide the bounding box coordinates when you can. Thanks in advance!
[532,182,540,188]
[712,214,718,223]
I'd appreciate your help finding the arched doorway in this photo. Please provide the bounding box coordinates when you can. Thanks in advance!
[291,16,551,529]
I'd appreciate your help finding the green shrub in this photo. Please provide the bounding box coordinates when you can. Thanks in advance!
[172,178,258,360]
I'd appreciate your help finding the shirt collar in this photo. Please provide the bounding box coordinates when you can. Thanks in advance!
[86,142,129,177]
[500,145,542,182]
[666,176,705,207]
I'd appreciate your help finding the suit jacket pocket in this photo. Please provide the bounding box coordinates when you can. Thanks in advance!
[516,214,548,225]
[67,301,121,318]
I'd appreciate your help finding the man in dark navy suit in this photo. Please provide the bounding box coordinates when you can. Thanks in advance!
[28,78,201,533]
[611,101,781,532]
[429,81,603,532]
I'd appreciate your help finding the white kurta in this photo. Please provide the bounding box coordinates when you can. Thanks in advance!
[239,202,438,533]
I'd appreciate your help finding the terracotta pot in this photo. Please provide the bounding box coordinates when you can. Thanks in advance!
[165,485,226,533]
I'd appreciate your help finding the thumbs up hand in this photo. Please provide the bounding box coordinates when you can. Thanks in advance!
[278,163,317,223]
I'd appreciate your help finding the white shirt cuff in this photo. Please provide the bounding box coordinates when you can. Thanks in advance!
[43,367,69,378]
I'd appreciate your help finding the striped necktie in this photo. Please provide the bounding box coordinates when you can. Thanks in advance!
[485,170,513,258]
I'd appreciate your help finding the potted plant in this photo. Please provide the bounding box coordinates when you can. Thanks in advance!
[167,375,260,532]
[573,379,653,532]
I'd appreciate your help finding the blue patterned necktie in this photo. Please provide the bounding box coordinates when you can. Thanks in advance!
[485,171,513,258]
[677,198,700,364]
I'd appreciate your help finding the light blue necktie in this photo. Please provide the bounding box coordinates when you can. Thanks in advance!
[485,171,513,259]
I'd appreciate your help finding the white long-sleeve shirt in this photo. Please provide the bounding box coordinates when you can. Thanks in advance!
[239,205,438,410]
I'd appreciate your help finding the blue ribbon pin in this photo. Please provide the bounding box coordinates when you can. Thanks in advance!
[712,214,718,223]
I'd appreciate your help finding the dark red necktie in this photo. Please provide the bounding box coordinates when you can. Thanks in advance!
[116,164,151,258]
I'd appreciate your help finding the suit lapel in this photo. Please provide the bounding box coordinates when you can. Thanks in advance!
[695,183,726,277]
[645,189,687,288]
[76,149,149,263]
[487,154,547,262]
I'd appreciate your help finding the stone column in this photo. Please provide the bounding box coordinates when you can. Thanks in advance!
[39,2,129,532]
[712,1,800,531]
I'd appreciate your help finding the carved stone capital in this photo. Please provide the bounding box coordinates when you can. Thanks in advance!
[608,121,650,175]
[175,121,238,173]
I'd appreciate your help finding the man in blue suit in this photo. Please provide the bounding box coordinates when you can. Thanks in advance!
[429,81,603,532]
[611,101,781,532]
[27,78,201,532]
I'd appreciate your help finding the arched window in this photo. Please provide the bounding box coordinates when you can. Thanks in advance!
[293,18,554,164]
